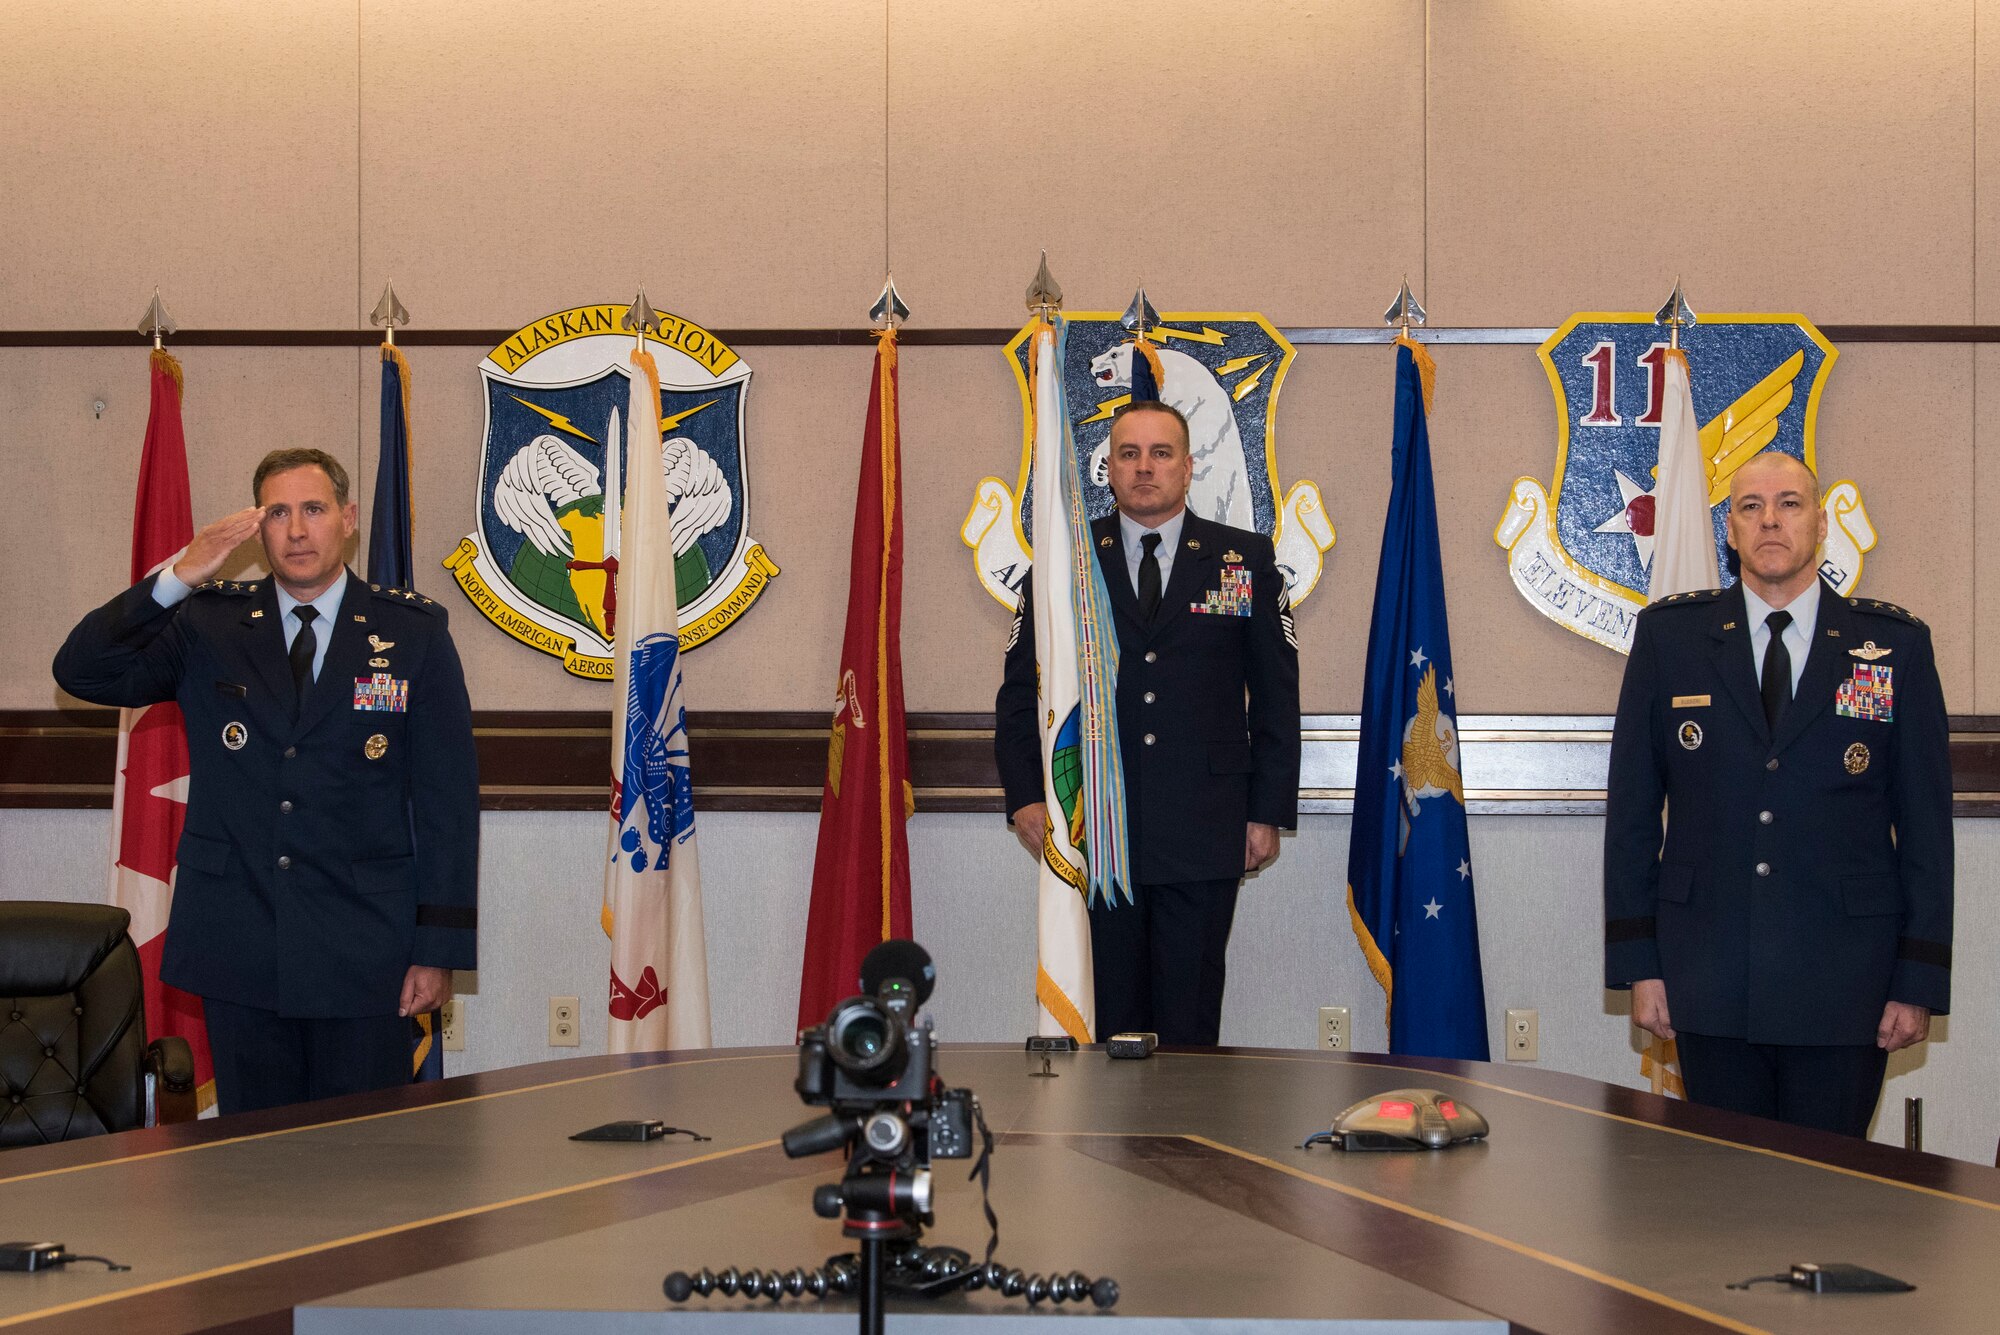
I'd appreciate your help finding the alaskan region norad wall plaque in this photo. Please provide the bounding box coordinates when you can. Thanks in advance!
[444,304,777,678]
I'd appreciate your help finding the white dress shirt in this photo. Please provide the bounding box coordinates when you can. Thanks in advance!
[1118,507,1187,597]
[1740,576,1820,694]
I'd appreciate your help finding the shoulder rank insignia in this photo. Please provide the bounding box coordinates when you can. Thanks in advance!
[1850,598,1924,628]
[1849,640,1892,661]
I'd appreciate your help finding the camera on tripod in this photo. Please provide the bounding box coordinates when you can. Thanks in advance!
[665,939,1119,1330]
[784,941,974,1181]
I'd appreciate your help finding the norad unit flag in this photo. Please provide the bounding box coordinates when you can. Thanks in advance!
[1634,344,1711,1098]
[109,348,215,1110]
[1028,316,1131,1041]
[1347,338,1490,1060]
[603,345,711,1052]
[797,326,913,1032]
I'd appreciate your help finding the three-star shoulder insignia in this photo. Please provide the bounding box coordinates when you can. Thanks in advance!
[194,579,255,596]
[1849,597,1924,628]
[371,584,441,612]
[1654,588,1722,607]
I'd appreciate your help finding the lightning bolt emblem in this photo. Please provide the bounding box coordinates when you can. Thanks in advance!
[1217,353,1273,402]
[509,395,599,443]
[660,399,717,435]
[1149,325,1227,347]
[1078,394,1131,425]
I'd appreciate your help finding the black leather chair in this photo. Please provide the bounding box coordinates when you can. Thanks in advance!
[0,901,194,1147]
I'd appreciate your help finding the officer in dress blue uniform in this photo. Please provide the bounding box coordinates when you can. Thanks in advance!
[55,449,478,1115]
[996,401,1301,1046]
[1604,450,1951,1137]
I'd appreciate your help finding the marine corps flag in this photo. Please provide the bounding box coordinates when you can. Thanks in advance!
[108,348,215,1110]
[603,342,712,1052]
[1347,338,1491,1060]
[1027,316,1131,1042]
[797,327,913,1032]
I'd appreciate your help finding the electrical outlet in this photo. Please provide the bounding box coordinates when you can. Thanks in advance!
[1318,1005,1351,1052]
[1505,1008,1538,1061]
[549,996,581,1047]
[440,999,465,1052]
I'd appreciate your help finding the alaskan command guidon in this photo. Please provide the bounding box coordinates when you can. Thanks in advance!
[963,309,1335,611]
[445,304,777,678]
[1494,311,1877,653]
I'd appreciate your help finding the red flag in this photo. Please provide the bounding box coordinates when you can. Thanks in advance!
[107,349,214,1109]
[797,328,912,1031]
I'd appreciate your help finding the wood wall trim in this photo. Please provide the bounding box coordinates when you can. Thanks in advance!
[8,324,2000,349]
[9,709,2000,816]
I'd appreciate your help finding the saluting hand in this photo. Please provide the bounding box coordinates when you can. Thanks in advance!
[172,506,266,586]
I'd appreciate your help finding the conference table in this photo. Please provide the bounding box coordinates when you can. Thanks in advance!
[1,1044,1996,1333]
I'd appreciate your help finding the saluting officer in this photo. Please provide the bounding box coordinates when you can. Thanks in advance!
[56,448,478,1115]
[996,400,1301,1046]
[1604,449,1951,1137]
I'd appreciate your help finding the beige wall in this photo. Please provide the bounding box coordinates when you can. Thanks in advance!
[3,0,1991,715]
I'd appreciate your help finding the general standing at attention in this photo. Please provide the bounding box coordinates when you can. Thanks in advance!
[55,448,478,1115]
[1604,449,1951,1137]
[996,400,1301,1046]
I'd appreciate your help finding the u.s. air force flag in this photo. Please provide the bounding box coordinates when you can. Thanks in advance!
[1347,338,1490,1060]
[603,345,711,1053]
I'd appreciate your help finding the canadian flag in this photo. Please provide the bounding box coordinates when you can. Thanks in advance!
[107,350,213,1109]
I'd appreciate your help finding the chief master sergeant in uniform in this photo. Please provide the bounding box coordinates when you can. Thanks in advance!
[55,448,478,1115]
[996,400,1301,1046]
[1604,449,1951,1138]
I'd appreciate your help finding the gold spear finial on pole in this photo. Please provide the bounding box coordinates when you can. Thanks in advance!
[1383,278,1427,340]
[369,281,411,346]
[1655,278,1697,351]
[870,274,910,330]
[622,289,659,352]
[136,288,176,351]
[1025,250,1064,319]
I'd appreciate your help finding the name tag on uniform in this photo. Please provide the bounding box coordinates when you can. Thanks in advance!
[353,673,409,712]
[1836,664,1893,722]
[1192,567,1253,617]
[1671,695,1710,708]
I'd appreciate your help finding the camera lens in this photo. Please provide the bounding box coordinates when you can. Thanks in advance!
[826,998,906,1083]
